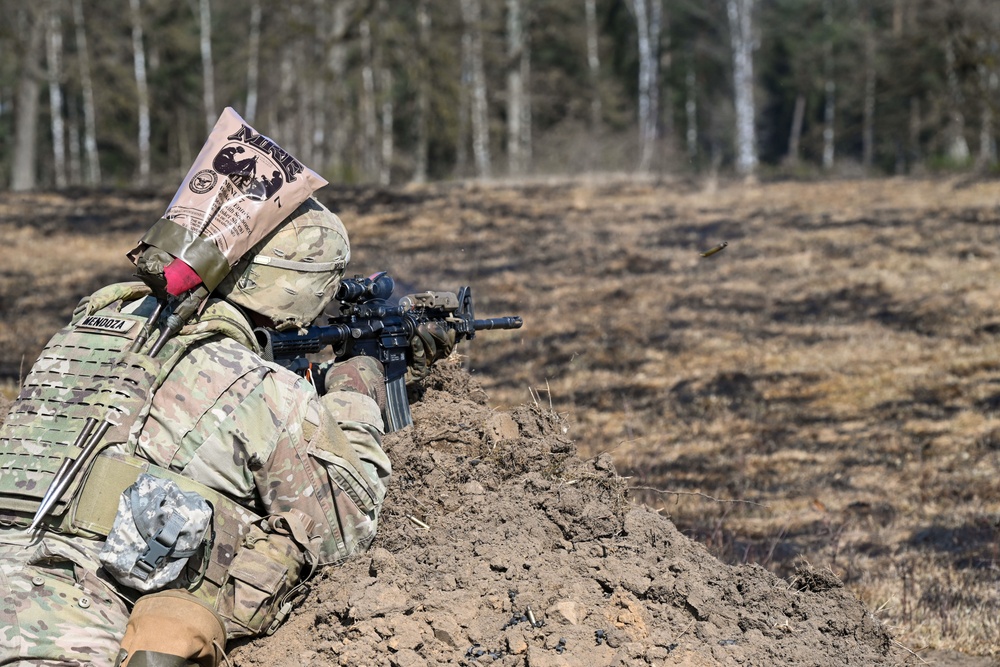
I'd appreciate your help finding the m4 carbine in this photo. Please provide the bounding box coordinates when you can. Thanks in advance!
[254,272,522,432]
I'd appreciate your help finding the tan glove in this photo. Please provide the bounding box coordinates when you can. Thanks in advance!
[117,590,227,667]
[407,321,456,382]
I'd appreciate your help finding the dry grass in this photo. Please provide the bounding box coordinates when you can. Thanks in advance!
[3,175,1000,656]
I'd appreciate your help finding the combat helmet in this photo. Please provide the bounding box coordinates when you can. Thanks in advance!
[215,197,350,331]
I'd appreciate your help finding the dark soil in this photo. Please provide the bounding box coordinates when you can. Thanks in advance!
[225,366,899,666]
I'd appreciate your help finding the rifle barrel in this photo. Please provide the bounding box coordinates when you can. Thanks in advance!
[472,316,523,331]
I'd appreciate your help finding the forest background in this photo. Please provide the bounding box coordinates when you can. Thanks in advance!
[3,0,1000,189]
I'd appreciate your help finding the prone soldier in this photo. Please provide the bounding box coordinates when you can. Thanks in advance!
[0,197,450,666]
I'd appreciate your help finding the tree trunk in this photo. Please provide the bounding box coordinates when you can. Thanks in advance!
[786,93,805,165]
[414,0,430,183]
[520,26,532,171]
[360,19,378,180]
[862,8,876,171]
[129,0,151,186]
[71,0,100,185]
[462,0,491,178]
[944,36,969,163]
[630,0,658,172]
[67,102,81,185]
[199,0,215,134]
[727,0,758,176]
[46,0,67,189]
[977,43,997,168]
[685,62,698,161]
[821,0,835,170]
[12,8,44,191]
[245,0,261,123]
[456,23,471,177]
[585,0,601,132]
[380,68,393,186]
[507,0,524,175]
[327,1,354,180]
[908,96,922,169]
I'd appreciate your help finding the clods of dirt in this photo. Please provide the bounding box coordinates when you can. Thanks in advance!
[229,365,900,666]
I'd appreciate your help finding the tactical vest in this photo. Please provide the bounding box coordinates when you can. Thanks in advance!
[0,283,307,638]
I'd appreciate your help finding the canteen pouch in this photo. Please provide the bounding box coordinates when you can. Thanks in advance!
[99,473,213,592]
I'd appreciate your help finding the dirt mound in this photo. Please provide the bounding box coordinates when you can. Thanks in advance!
[229,366,899,666]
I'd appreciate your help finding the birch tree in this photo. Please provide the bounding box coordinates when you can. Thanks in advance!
[944,35,969,163]
[821,0,835,170]
[360,18,378,179]
[45,0,67,189]
[71,0,99,185]
[461,0,491,178]
[11,7,44,191]
[245,0,261,123]
[861,4,876,171]
[326,1,355,180]
[585,0,601,132]
[685,62,698,161]
[413,0,430,183]
[198,0,215,134]
[129,0,151,186]
[727,0,758,176]
[506,0,527,175]
[976,39,997,168]
[380,68,393,185]
[629,0,661,172]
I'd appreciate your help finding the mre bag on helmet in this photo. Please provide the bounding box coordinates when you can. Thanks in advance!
[214,197,350,331]
[99,473,213,592]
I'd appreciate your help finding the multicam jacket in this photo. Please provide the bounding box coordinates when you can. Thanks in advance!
[0,282,391,643]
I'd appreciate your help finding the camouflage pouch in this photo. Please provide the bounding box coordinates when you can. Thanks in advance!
[99,473,213,592]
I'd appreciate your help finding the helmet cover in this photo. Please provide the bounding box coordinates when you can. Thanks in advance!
[215,197,349,331]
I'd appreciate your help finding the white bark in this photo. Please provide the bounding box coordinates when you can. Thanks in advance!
[685,64,698,160]
[380,68,393,186]
[199,0,215,134]
[944,36,969,163]
[12,9,44,191]
[71,0,99,185]
[786,93,805,165]
[46,0,67,189]
[507,0,524,175]
[821,1,835,170]
[727,0,757,176]
[822,79,835,169]
[462,0,491,178]
[245,0,261,123]
[129,0,151,186]
[414,0,430,183]
[360,19,378,179]
[585,0,601,131]
[630,0,658,172]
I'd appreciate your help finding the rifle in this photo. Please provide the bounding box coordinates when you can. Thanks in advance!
[254,272,523,432]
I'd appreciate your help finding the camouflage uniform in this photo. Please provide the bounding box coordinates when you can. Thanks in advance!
[0,201,391,665]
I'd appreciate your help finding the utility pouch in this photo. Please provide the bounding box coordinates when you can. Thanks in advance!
[215,519,308,638]
[99,473,213,592]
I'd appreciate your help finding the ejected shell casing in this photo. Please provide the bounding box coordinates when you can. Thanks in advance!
[700,241,728,257]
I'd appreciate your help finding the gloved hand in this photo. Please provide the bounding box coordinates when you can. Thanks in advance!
[407,321,456,382]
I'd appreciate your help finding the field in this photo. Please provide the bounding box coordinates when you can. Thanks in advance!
[2,176,1000,661]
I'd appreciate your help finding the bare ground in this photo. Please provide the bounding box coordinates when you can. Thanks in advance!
[3,176,1000,664]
